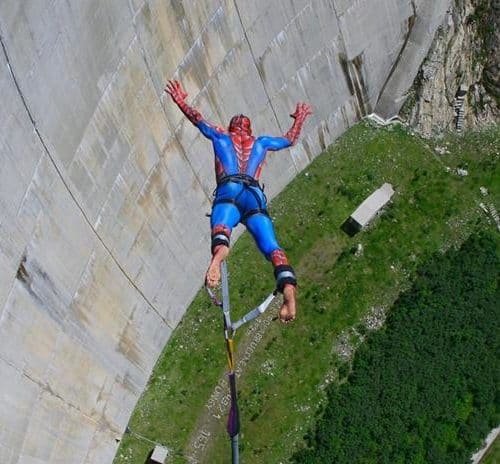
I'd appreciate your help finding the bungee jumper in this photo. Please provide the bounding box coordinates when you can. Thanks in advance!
[165,79,312,323]
[165,79,311,463]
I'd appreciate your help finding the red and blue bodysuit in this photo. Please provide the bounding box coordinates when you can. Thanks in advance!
[167,81,311,292]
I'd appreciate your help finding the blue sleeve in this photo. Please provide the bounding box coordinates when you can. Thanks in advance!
[258,136,292,151]
[195,120,221,140]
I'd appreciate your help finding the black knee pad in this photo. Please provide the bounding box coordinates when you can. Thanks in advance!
[211,228,230,254]
[274,264,297,293]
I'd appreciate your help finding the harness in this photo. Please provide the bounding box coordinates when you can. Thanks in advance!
[213,174,269,223]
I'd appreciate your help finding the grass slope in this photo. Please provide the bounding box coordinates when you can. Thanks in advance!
[481,436,500,464]
[292,232,499,463]
[114,123,499,464]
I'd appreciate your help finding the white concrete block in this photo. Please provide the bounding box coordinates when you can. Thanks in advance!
[343,183,395,235]
[150,445,169,463]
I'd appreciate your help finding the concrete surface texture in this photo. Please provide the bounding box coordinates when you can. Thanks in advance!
[0,1,449,462]
[351,182,395,228]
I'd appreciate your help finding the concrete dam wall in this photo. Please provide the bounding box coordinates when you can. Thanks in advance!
[0,1,448,462]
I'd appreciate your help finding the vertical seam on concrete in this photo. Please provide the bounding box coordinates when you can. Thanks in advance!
[329,0,347,52]
[232,0,284,134]
[128,3,211,202]
[375,0,417,109]
[329,0,359,125]
[0,30,173,331]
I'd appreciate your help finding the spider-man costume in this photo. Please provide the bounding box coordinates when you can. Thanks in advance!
[166,80,311,293]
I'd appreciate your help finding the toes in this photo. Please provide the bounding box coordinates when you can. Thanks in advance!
[279,308,292,324]
[206,276,218,288]
[205,273,214,287]
[279,304,296,324]
[205,269,220,288]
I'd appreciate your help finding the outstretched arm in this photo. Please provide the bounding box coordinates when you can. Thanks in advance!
[165,80,221,139]
[259,102,312,151]
[284,102,312,145]
[165,80,202,124]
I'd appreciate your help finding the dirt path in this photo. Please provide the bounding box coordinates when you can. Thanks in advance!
[471,426,500,464]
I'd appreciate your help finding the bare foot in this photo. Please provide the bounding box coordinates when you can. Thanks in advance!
[279,284,297,323]
[205,245,230,288]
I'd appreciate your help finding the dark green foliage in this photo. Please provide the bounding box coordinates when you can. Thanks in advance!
[293,233,500,464]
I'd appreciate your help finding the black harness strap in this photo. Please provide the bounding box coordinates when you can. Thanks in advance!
[217,173,261,188]
[213,198,239,207]
[213,174,269,222]
[274,264,297,292]
[241,208,269,223]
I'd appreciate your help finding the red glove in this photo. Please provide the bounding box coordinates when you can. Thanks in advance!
[165,79,202,124]
[285,103,312,145]
[165,80,187,104]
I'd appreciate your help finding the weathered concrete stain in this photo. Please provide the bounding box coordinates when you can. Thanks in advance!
[15,251,66,323]
[117,307,142,369]
[16,254,32,289]
[339,52,371,119]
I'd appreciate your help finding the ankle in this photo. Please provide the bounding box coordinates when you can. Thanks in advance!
[212,245,229,262]
[283,284,296,299]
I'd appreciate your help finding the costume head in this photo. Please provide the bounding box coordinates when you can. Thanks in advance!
[229,114,252,136]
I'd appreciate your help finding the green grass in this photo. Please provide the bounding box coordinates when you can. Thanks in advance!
[114,122,499,464]
[292,233,499,463]
[481,436,500,464]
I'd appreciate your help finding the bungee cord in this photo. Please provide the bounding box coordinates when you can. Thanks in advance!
[206,261,276,464]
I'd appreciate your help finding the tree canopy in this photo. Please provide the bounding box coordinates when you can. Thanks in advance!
[293,233,500,464]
